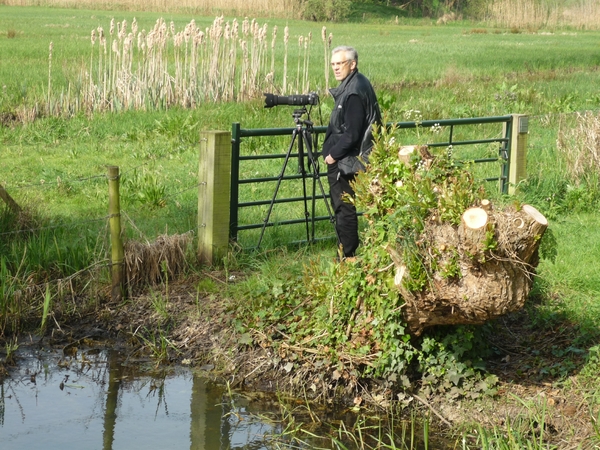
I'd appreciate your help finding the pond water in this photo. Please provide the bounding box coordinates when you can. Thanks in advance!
[0,342,278,450]
[1,340,441,449]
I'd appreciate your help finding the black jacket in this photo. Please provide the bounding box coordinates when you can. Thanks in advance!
[322,69,381,175]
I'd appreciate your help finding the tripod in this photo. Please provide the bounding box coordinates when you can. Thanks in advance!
[256,108,340,249]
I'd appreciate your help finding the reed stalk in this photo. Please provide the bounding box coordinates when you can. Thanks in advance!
[270,25,277,80]
[40,284,52,330]
[303,32,311,93]
[321,27,329,93]
[296,35,303,94]
[283,26,289,93]
[47,42,53,115]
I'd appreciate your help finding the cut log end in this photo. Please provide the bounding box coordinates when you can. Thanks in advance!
[394,264,406,287]
[398,145,416,166]
[522,204,548,226]
[462,207,488,230]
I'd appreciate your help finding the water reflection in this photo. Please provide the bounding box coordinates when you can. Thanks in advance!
[0,345,275,450]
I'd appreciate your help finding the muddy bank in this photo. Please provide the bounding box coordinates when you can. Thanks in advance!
[2,271,598,447]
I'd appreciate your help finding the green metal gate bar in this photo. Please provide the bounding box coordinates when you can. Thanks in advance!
[230,115,516,244]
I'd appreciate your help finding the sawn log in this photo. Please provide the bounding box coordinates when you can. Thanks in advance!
[389,203,548,335]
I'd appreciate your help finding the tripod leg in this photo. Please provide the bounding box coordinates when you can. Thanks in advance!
[303,129,342,247]
[297,132,311,244]
[256,129,298,249]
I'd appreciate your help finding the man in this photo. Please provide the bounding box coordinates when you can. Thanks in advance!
[322,46,381,258]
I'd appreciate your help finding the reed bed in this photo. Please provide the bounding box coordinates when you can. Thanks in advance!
[485,0,600,30]
[47,17,330,115]
[2,0,300,17]
[557,111,600,184]
[124,232,193,295]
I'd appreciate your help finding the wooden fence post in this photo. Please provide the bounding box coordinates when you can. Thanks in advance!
[0,185,22,213]
[198,131,232,265]
[107,166,125,301]
[507,114,528,195]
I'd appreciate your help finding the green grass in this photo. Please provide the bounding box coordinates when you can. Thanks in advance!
[2,6,600,112]
[2,6,600,329]
[1,5,600,447]
[535,213,600,340]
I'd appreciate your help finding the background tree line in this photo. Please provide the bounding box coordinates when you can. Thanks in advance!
[301,0,599,29]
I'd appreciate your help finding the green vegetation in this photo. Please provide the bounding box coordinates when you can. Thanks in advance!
[2,4,600,447]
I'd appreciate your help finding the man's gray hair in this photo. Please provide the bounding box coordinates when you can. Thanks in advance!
[332,45,358,65]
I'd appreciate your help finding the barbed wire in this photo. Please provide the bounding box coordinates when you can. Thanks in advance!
[4,107,598,188]
[4,108,599,241]
[527,106,600,122]
[5,174,107,190]
[116,161,151,177]
[121,209,196,242]
[0,216,109,238]
[0,183,199,240]
[2,162,151,190]
[162,182,201,202]
[111,181,199,225]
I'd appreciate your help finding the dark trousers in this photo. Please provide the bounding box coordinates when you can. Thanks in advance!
[327,162,359,257]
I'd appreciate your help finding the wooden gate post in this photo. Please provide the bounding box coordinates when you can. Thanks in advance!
[507,114,528,195]
[107,166,125,301]
[198,131,232,265]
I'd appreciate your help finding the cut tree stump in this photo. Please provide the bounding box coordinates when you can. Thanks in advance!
[398,145,416,166]
[398,145,430,167]
[389,203,548,335]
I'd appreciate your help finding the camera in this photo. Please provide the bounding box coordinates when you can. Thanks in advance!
[263,92,319,108]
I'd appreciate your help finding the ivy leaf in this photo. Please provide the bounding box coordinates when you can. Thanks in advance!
[238,333,253,346]
[447,369,463,385]
[271,281,283,297]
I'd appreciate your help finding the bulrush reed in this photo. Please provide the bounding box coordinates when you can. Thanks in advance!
[485,0,600,30]
[321,26,332,92]
[47,42,53,113]
[4,0,300,17]
[557,111,600,183]
[49,16,330,114]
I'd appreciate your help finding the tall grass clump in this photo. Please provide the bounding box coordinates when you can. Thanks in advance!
[48,16,330,115]
[557,111,600,183]
[0,204,108,335]
[484,0,600,30]
[553,111,600,211]
[0,255,26,335]
[124,233,194,296]
[2,0,302,18]
[264,402,437,449]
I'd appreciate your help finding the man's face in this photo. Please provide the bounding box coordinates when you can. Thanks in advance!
[331,51,356,82]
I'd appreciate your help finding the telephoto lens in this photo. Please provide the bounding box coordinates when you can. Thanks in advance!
[263,92,319,108]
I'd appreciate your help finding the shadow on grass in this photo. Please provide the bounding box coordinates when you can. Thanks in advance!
[483,276,600,388]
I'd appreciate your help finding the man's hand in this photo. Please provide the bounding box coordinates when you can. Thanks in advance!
[325,154,336,165]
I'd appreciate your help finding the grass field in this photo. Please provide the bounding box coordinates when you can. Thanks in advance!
[1,4,599,299]
[1,5,600,446]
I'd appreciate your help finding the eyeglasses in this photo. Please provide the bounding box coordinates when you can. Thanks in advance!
[331,60,350,68]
